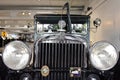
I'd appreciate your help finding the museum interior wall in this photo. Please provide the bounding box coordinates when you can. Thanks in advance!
[90,0,120,51]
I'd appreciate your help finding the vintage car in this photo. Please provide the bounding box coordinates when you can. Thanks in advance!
[0,3,120,80]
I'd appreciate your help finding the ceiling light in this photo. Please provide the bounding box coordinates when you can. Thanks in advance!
[21,12,31,16]
[28,12,31,15]
[22,12,25,15]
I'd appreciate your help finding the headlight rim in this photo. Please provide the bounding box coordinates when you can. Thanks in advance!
[89,41,119,71]
[2,40,32,70]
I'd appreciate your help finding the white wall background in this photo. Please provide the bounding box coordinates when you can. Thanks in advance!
[90,0,120,51]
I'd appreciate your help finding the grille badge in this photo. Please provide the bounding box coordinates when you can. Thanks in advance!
[70,67,81,77]
[41,65,50,77]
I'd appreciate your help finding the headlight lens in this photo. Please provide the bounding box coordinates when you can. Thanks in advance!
[2,41,31,70]
[90,41,119,70]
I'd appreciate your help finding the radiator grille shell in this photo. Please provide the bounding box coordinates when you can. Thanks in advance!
[34,38,87,80]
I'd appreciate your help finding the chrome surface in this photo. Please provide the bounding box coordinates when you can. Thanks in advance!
[70,67,81,77]
[34,31,87,80]
[41,65,50,77]
[90,41,119,70]
[2,41,31,70]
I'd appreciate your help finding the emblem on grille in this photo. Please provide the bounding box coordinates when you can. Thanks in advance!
[41,65,50,77]
[70,67,81,77]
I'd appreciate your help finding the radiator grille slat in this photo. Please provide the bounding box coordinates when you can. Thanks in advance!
[36,41,85,80]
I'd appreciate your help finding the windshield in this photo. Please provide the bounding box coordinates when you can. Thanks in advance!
[35,14,89,36]
[36,23,88,35]
[34,14,90,42]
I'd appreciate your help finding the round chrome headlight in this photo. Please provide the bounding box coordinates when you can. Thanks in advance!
[2,41,31,70]
[90,41,119,70]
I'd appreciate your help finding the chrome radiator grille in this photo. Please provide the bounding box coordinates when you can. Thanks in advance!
[35,40,86,80]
